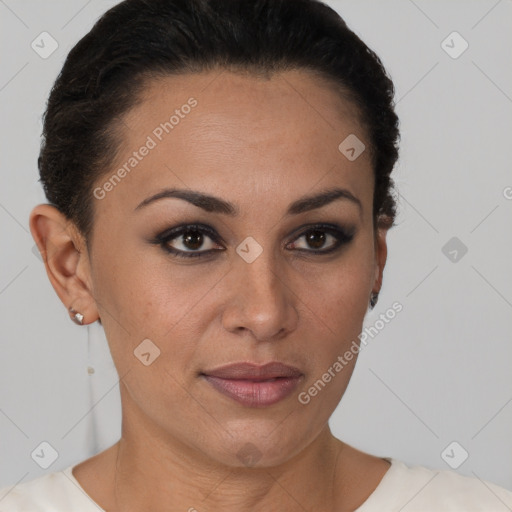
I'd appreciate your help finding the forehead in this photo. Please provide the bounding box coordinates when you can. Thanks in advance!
[94,69,374,219]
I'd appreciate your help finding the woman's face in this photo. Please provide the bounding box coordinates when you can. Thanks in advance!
[85,69,386,467]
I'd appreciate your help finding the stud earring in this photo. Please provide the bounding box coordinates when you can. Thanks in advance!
[369,292,379,309]
[69,306,84,325]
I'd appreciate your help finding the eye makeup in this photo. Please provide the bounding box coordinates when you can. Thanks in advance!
[149,221,356,260]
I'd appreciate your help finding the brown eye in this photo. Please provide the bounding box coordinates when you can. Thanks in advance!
[303,230,329,250]
[287,224,354,255]
[155,224,224,259]
[180,229,207,251]
[153,222,354,260]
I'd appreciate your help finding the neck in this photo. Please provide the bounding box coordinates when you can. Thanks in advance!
[110,416,346,512]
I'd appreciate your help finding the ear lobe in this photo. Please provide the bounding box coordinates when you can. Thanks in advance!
[29,204,98,323]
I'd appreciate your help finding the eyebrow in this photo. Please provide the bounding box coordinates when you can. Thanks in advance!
[134,186,362,216]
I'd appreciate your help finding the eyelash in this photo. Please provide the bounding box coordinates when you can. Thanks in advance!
[152,223,355,259]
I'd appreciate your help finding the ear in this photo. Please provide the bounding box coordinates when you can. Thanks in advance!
[372,219,390,295]
[29,204,100,325]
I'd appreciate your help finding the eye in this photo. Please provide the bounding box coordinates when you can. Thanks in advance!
[155,224,224,259]
[286,223,354,255]
[152,222,355,260]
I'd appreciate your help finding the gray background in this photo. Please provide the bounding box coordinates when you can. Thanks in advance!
[1,0,511,496]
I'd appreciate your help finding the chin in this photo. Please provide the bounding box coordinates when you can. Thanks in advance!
[203,425,314,469]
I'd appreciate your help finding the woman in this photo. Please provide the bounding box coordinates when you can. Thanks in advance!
[1,0,511,510]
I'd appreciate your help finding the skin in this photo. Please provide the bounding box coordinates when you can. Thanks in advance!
[30,69,391,511]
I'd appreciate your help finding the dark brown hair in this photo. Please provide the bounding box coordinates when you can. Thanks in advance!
[38,0,400,247]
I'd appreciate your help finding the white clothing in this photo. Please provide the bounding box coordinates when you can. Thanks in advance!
[1,457,512,511]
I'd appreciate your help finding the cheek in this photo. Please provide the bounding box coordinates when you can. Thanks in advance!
[294,238,374,378]
[294,269,371,418]
[94,250,218,378]
[300,240,374,329]
[91,251,201,414]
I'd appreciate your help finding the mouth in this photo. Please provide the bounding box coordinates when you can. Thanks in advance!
[200,362,304,408]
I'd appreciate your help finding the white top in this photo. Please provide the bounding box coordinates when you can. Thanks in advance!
[1,457,512,511]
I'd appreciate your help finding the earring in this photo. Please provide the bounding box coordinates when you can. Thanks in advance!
[369,292,379,309]
[69,306,84,325]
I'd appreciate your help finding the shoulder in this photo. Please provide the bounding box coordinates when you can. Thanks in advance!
[357,457,512,511]
[0,466,102,512]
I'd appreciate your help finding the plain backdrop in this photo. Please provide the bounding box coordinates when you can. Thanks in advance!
[1,0,511,494]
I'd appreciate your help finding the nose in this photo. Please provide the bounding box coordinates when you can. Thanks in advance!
[221,250,299,342]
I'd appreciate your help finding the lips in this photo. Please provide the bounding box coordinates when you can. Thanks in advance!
[200,362,303,407]
[202,362,303,380]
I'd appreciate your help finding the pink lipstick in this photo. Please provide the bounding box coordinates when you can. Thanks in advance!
[201,362,303,407]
